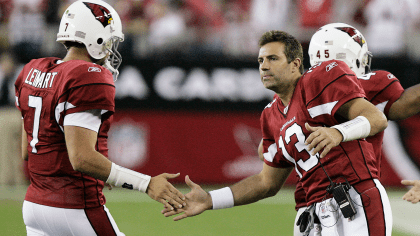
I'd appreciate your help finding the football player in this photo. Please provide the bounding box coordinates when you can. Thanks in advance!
[256,23,420,236]
[15,1,185,235]
[162,29,390,235]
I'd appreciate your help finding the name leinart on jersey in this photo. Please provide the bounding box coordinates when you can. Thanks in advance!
[24,68,58,89]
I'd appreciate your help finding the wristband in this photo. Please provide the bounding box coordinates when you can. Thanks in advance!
[209,187,234,210]
[332,116,371,142]
[106,163,151,193]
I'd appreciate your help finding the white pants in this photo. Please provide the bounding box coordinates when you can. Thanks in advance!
[314,179,392,236]
[23,201,125,236]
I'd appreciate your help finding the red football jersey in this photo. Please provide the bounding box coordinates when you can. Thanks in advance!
[15,57,115,209]
[291,70,404,209]
[261,60,378,206]
[359,70,404,170]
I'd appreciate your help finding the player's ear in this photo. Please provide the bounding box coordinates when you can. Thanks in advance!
[291,58,302,73]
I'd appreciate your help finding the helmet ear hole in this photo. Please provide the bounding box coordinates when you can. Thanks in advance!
[356,59,360,68]
[97,38,103,45]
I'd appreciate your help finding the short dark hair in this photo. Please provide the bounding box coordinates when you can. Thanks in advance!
[258,30,304,74]
[63,41,85,50]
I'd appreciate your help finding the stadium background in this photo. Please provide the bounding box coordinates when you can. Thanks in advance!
[1,0,420,235]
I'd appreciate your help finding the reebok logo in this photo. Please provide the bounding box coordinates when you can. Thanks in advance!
[88,67,101,72]
[326,62,338,72]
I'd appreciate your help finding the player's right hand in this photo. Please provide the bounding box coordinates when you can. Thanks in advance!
[305,123,342,158]
[161,175,212,221]
[146,173,186,210]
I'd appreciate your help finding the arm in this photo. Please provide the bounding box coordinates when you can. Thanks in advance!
[64,125,186,209]
[388,84,420,120]
[163,163,293,221]
[21,121,28,161]
[305,97,388,158]
[64,125,112,180]
[230,164,293,206]
[336,97,388,136]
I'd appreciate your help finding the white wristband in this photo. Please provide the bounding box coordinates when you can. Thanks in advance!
[332,116,371,142]
[106,163,151,193]
[209,187,234,210]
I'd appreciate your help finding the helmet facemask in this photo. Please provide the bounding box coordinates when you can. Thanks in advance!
[103,36,123,81]
[361,51,373,75]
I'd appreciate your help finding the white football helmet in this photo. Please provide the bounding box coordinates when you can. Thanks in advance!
[57,0,124,79]
[308,23,372,77]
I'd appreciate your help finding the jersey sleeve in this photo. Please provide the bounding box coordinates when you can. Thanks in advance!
[55,64,115,127]
[382,81,404,117]
[302,60,366,125]
[63,84,115,115]
[360,71,404,117]
[14,64,29,113]
[260,108,294,168]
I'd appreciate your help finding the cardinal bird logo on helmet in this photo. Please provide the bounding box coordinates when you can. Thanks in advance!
[336,27,365,47]
[83,2,113,28]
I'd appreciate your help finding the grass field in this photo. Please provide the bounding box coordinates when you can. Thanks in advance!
[1,185,419,235]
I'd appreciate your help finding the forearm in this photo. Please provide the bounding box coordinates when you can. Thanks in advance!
[336,97,387,139]
[211,165,292,208]
[388,84,420,121]
[69,143,152,193]
[65,125,152,193]
[357,109,387,136]
[230,174,277,206]
[70,149,112,181]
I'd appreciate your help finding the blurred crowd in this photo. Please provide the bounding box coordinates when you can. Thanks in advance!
[1,0,420,104]
[0,0,419,105]
[2,0,420,185]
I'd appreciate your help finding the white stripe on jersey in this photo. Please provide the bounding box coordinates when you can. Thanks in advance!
[64,109,102,133]
[307,101,338,118]
[263,143,278,162]
[55,101,76,131]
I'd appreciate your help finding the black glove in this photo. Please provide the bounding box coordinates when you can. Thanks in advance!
[296,204,315,236]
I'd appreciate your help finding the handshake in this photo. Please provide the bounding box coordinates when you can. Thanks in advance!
[145,173,215,221]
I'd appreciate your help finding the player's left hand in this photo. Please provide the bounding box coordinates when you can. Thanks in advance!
[305,123,342,158]
[401,180,420,204]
